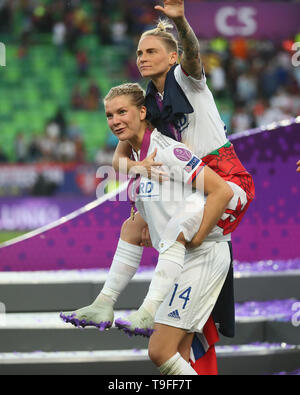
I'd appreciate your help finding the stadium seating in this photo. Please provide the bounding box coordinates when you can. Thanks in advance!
[0,38,129,162]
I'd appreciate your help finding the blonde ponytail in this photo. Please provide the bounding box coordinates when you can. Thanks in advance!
[156,18,174,33]
[140,18,178,53]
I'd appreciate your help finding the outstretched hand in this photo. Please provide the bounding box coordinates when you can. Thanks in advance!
[154,0,185,20]
[297,160,300,172]
[130,148,169,182]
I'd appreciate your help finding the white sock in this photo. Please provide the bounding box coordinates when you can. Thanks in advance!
[159,352,197,375]
[141,242,186,317]
[95,239,143,306]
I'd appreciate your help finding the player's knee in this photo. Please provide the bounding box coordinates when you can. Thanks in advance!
[148,344,164,367]
[120,214,146,244]
[120,218,139,244]
[224,183,234,202]
[148,343,174,367]
[121,218,133,233]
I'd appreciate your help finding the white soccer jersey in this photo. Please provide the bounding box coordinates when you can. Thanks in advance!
[173,65,228,158]
[131,128,206,253]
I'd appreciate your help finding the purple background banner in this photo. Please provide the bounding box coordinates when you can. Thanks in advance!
[0,197,93,231]
[185,2,300,39]
[0,121,299,271]
[230,120,300,261]
[0,196,158,271]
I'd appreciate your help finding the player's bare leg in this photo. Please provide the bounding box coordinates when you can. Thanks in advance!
[60,213,146,330]
[148,323,197,375]
[178,332,194,362]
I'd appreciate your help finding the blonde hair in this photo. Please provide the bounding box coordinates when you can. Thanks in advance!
[140,18,178,53]
[104,83,145,107]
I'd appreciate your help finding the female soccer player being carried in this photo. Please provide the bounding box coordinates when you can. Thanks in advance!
[80,82,233,374]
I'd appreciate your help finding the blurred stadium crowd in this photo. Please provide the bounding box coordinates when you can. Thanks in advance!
[0,0,299,165]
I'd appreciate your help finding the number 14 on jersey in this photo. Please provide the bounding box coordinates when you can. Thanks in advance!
[169,283,192,310]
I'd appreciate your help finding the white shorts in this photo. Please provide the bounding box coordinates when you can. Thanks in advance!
[154,241,231,333]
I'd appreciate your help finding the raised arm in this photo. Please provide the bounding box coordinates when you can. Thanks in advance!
[155,0,202,79]
[187,166,233,248]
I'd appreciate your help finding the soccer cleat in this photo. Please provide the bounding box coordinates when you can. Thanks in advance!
[60,303,114,331]
[115,306,154,337]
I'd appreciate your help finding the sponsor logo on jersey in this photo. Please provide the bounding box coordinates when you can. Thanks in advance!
[139,181,154,194]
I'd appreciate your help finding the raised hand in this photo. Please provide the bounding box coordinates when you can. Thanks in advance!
[155,0,202,79]
[154,0,185,21]
[297,160,300,172]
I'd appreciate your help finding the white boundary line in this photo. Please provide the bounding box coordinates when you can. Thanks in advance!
[229,116,299,141]
[0,345,299,364]
[0,181,129,249]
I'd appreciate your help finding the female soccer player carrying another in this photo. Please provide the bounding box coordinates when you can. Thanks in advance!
[107,83,232,374]
[61,1,254,366]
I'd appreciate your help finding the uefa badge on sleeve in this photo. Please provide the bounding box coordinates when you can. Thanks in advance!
[173,147,192,162]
